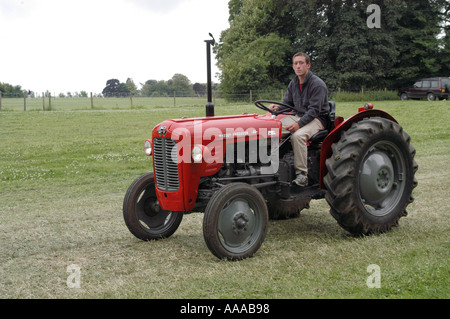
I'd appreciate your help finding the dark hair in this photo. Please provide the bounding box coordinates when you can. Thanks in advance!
[293,52,310,64]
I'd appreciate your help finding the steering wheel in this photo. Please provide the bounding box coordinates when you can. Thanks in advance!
[255,100,297,116]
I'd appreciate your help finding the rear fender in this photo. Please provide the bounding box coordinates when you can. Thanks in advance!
[319,109,398,188]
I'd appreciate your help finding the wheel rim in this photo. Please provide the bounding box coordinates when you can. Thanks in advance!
[359,141,406,217]
[135,185,174,233]
[217,197,262,254]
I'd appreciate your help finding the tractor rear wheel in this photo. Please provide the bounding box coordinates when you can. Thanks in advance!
[324,117,418,235]
[123,173,183,240]
[203,183,268,260]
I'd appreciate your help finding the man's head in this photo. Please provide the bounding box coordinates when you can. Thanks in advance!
[292,52,311,80]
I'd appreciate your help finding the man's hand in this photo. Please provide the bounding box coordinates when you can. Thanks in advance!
[269,104,280,111]
[286,122,300,133]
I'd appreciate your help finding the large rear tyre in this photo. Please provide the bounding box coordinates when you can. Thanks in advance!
[324,117,418,235]
[203,183,268,260]
[123,173,183,240]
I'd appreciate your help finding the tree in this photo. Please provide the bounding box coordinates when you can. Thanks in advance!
[140,74,193,97]
[126,78,138,95]
[140,79,170,97]
[0,82,24,97]
[169,74,193,96]
[293,0,400,90]
[215,0,294,94]
[102,79,120,97]
[140,80,158,96]
[193,83,206,96]
[228,0,243,23]
[219,33,291,93]
[102,79,130,97]
[217,0,449,93]
[389,0,444,87]
[437,0,450,76]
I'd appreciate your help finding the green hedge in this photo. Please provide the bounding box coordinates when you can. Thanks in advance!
[330,90,399,102]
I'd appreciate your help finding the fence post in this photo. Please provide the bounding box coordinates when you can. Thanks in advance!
[90,92,94,109]
[49,93,52,109]
[42,92,45,110]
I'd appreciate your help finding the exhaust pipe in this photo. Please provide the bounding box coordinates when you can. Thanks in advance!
[205,33,215,117]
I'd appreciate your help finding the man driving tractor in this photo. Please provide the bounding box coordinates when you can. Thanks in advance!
[270,52,330,187]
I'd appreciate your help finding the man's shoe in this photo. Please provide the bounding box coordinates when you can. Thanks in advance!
[293,173,308,187]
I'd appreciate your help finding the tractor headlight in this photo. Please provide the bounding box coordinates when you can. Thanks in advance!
[144,140,152,156]
[192,145,203,163]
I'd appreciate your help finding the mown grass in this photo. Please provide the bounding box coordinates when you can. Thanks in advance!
[0,100,449,299]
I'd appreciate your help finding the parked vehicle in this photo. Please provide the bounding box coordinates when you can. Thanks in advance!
[398,77,450,101]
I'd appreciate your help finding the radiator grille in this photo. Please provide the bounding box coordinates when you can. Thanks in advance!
[153,138,179,191]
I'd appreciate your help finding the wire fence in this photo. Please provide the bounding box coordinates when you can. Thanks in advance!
[0,89,400,111]
[0,90,284,111]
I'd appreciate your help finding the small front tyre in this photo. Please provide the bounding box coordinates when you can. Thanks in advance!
[203,183,269,260]
[123,173,183,240]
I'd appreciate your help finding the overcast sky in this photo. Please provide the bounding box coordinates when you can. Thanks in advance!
[0,0,230,95]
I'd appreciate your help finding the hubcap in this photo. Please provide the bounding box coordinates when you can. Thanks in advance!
[137,188,171,230]
[359,142,406,217]
[218,199,258,251]
[360,150,394,204]
[232,212,250,235]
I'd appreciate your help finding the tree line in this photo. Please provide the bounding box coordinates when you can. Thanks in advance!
[0,82,27,97]
[216,0,450,94]
[101,74,218,97]
[0,83,91,98]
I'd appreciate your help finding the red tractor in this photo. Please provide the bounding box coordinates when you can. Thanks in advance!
[123,37,418,260]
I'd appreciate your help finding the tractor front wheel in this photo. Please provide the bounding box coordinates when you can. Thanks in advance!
[324,117,418,235]
[203,183,268,260]
[123,173,183,240]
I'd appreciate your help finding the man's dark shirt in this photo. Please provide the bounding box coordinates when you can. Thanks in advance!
[281,71,329,128]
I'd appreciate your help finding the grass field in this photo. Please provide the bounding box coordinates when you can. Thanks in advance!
[0,99,449,299]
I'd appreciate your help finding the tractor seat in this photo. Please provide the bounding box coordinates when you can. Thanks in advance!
[279,101,336,144]
[309,101,336,145]
[309,129,329,144]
